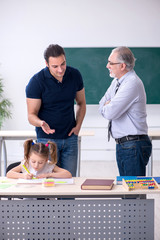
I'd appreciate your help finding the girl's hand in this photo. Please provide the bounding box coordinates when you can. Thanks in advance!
[36,173,49,179]
[23,173,34,179]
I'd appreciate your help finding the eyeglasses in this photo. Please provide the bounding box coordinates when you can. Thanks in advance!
[108,61,122,65]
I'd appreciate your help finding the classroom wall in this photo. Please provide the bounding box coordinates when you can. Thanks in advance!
[0,0,160,171]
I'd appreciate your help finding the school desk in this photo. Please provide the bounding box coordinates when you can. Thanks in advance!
[0,130,94,176]
[0,177,158,240]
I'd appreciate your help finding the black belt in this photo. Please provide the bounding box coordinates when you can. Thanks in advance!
[115,135,148,144]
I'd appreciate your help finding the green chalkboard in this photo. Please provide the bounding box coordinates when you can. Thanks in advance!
[65,47,160,104]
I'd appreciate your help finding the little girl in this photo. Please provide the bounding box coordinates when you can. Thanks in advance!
[7,139,72,179]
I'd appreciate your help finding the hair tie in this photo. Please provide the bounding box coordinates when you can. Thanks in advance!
[45,143,49,147]
[32,142,34,145]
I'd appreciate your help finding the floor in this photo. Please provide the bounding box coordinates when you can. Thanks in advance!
[80,160,160,240]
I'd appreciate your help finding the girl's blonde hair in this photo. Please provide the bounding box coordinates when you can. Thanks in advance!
[23,139,57,166]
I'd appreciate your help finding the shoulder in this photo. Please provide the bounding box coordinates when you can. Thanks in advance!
[66,66,84,91]
[129,71,144,89]
[26,68,47,97]
[120,71,145,99]
[29,68,47,83]
[66,66,82,77]
[21,159,25,166]
[21,160,27,173]
[47,161,55,170]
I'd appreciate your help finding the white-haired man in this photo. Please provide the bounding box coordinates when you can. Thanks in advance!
[99,47,152,176]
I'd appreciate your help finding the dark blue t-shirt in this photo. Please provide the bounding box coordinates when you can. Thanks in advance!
[26,66,84,139]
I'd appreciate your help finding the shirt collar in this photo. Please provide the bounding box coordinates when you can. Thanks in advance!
[44,66,70,82]
[44,66,52,79]
[117,70,134,85]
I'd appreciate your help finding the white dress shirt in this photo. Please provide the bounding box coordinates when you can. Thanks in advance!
[99,70,148,139]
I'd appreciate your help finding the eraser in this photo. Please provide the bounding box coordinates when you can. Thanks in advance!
[42,178,55,187]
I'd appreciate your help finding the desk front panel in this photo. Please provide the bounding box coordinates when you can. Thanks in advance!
[0,199,154,240]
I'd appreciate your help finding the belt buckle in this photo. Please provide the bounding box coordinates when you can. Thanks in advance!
[115,139,119,144]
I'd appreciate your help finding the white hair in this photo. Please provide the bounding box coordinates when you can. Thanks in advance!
[112,47,136,71]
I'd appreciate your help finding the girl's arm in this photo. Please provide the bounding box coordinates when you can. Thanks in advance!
[6,164,34,179]
[37,165,72,179]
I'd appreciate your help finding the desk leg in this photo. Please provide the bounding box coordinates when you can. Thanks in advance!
[77,136,81,177]
[3,140,7,175]
[0,139,7,176]
[147,138,153,176]
[0,138,2,175]
[147,152,153,177]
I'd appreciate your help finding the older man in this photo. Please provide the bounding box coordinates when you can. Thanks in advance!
[99,47,152,176]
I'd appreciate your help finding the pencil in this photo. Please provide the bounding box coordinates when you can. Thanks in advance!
[22,164,30,174]
[56,181,67,183]
[22,164,37,179]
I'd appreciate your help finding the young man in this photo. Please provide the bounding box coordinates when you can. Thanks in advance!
[26,44,86,176]
[99,47,152,176]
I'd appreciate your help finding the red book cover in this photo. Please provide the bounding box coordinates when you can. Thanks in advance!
[81,179,114,190]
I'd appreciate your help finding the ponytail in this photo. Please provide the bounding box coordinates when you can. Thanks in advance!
[23,139,34,164]
[47,141,57,164]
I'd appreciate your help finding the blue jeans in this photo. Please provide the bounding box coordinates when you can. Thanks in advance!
[116,136,152,176]
[37,134,78,177]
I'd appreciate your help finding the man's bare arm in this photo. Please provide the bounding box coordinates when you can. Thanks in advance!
[26,98,55,134]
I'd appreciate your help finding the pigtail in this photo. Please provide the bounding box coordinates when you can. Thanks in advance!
[23,139,34,163]
[47,141,57,164]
